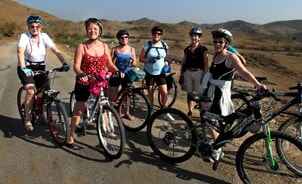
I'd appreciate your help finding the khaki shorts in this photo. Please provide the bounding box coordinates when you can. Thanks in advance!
[183,70,204,93]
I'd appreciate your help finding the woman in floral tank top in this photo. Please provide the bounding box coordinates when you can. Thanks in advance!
[67,18,118,148]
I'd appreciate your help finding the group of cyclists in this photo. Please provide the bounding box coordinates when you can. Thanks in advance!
[16,15,266,152]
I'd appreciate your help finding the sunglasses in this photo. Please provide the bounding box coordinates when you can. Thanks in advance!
[152,32,162,36]
[213,40,225,44]
[120,36,129,39]
[30,25,40,29]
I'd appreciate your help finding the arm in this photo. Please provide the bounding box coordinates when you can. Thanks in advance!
[73,44,84,75]
[230,54,265,90]
[131,47,137,66]
[17,47,26,68]
[111,47,116,65]
[104,44,118,72]
[139,48,145,63]
[50,45,67,65]
[202,50,209,72]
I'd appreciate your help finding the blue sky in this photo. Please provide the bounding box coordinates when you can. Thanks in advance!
[18,0,302,24]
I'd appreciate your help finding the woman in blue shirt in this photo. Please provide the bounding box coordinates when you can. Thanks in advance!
[139,26,168,106]
[110,29,136,119]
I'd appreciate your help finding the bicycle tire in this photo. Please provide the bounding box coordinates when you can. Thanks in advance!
[236,131,302,184]
[147,108,196,163]
[277,117,302,176]
[117,89,152,131]
[158,78,177,108]
[97,104,126,159]
[47,100,69,146]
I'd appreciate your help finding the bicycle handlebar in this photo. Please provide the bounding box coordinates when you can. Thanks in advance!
[32,67,67,76]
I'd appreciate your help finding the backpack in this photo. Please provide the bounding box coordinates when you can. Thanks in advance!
[144,40,168,58]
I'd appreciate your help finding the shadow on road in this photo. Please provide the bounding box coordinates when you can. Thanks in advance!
[117,131,231,184]
[0,114,58,148]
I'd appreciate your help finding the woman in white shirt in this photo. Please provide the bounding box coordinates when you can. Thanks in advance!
[17,15,69,131]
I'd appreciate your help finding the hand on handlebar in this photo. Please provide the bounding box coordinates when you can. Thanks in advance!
[21,67,34,77]
[76,72,89,85]
[57,63,70,72]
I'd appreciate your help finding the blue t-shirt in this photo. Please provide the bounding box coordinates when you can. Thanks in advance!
[143,41,168,75]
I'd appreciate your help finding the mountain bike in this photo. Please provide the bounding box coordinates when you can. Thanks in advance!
[69,72,126,159]
[17,67,69,146]
[70,74,152,132]
[146,90,302,184]
[232,83,302,177]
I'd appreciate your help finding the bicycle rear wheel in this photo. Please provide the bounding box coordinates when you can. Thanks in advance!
[236,131,302,184]
[147,108,196,163]
[118,90,151,131]
[47,100,69,146]
[97,104,125,159]
[277,117,302,176]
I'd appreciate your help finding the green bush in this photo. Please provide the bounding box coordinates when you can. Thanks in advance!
[55,32,85,48]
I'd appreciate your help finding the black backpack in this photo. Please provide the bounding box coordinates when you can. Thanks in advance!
[144,40,168,58]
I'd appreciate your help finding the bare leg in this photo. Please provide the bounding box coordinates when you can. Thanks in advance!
[158,84,168,107]
[23,86,35,131]
[67,101,85,144]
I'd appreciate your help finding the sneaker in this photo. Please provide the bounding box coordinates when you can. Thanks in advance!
[209,148,224,163]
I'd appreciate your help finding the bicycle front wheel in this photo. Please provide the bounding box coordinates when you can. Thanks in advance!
[46,100,69,146]
[97,104,125,159]
[236,131,302,184]
[147,108,196,163]
[118,90,151,131]
[277,117,302,176]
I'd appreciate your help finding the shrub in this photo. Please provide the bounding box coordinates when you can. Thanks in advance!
[0,22,20,37]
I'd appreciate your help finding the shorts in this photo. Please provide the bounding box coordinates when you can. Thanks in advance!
[74,81,90,102]
[183,69,203,93]
[145,73,166,87]
[109,75,130,88]
[17,65,50,90]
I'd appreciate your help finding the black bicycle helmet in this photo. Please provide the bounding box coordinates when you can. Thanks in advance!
[26,15,43,25]
[84,18,103,35]
[151,26,163,35]
[211,28,233,43]
[116,29,129,39]
[190,27,203,36]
